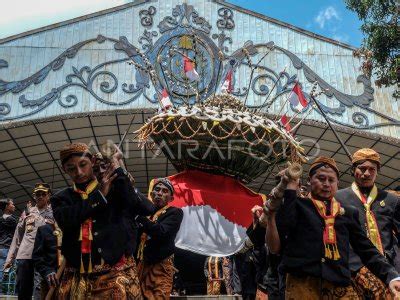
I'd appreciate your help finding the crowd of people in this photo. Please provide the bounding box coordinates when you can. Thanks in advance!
[0,143,399,299]
[199,149,400,300]
[0,142,182,299]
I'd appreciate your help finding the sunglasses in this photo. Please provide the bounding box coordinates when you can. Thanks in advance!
[33,191,49,198]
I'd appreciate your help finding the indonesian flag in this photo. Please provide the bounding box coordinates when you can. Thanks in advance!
[288,83,308,112]
[221,70,233,93]
[183,56,200,81]
[160,88,173,110]
[149,170,265,256]
[280,114,292,133]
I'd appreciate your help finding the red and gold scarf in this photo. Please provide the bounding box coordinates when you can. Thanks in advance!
[351,182,384,254]
[137,205,170,261]
[73,179,98,273]
[311,197,341,260]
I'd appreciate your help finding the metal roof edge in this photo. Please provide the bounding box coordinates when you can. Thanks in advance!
[0,108,157,129]
[1,109,398,146]
[0,0,358,50]
[0,0,151,45]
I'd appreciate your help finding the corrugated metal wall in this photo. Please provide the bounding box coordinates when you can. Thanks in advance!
[0,0,398,137]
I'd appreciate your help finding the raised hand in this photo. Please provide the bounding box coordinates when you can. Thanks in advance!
[46,271,59,287]
[99,162,118,196]
[389,280,400,299]
[111,144,123,161]
[251,205,263,225]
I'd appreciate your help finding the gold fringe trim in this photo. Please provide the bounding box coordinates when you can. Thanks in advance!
[88,226,93,241]
[324,244,340,260]
[79,253,93,274]
[88,253,92,273]
[79,226,82,241]
[80,255,85,274]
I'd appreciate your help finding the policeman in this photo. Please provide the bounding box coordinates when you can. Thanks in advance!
[4,183,54,300]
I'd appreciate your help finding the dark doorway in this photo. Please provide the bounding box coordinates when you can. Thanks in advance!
[174,248,207,295]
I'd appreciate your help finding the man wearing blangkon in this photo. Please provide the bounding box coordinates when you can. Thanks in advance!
[336,148,400,298]
[51,142,143,299]
[136,178,183,299]
[265,156,400,299]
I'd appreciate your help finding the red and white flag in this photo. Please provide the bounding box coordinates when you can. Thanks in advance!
[280,114,292,133]
[183,56,200,81]
[149,169,264,256]
[160,88,173,110]
[288,83,308,112]
[221,70,233,93]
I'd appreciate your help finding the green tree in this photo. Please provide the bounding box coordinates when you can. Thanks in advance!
[345,0,399,98]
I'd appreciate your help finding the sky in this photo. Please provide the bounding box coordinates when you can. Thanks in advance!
[0,0,364,46]
[229,0,364,46]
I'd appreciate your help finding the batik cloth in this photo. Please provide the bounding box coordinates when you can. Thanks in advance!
[285,273,361,300]
[207,280,222,295]
[56,256,141,299]
[138,255,174,300]
[351,266,391,300]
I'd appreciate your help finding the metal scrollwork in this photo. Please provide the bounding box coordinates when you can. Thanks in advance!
[0,34,152,120]
[223,41,400,128]
[231,59,298,110]
[0,103,11,115]
[139,6,156,27]
[18,57,145,107]
[59,95,78,108]
[251,71,295,97]
[0,35,109,97]
[158,3,211,34]
[275,46,374,108]
[352,112,369,127]
[316,101,346,116]
[217,8,235,30]
[212,33,232,54]
[89,71,118,94]
[267,45,400,128]
[139,30,158,51]
[0,3,398,129]
[227,41,258,68]
[322,111,400,129]
[114,36,140,57]
[146,27,221,105]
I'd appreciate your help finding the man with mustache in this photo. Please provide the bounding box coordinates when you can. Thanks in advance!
[265,156,400,299]
[51,143,144,299]
[336,148,400,299]
[4,183,53,300]
[136,178,183,299]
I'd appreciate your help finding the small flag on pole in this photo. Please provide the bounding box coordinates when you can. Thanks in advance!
[160,88,173,110]
[288,83,308,112]
[280,114,292,133]
[183,56,200,81]
[221,70,233,93]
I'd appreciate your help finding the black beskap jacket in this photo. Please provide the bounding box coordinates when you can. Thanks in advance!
[277,190,399,286]
[0,214,17,249]
[336,186,400,271]
[32,224,57,278]
[137,206,183,264]
[51,168,147,269]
